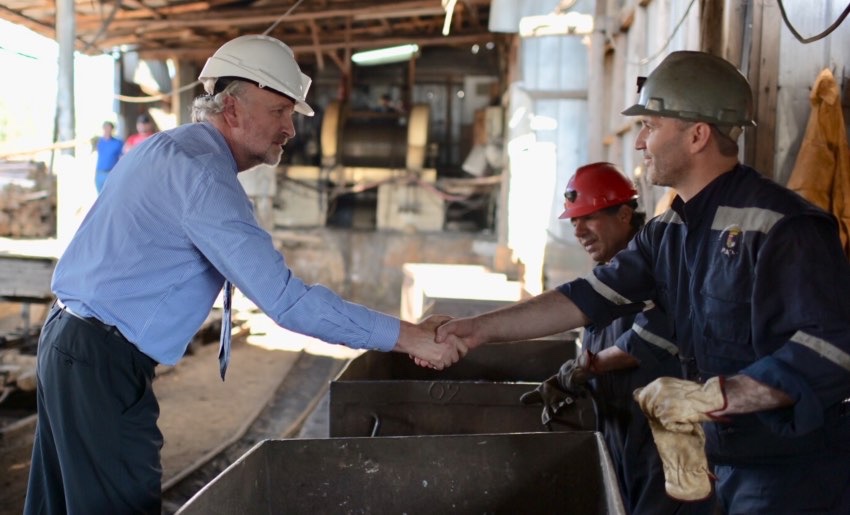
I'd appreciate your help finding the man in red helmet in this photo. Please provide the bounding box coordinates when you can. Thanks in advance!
[520,162,714,515]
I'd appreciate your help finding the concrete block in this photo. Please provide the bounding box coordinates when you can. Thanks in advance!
[399,262,522,322]
[376,182,444,232]
[274,179,326,228]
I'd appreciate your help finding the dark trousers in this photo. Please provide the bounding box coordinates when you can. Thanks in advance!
[24,304,162,515]
[714,452,850,514]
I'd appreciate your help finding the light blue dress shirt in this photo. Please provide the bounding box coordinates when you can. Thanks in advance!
[53,122,399,365]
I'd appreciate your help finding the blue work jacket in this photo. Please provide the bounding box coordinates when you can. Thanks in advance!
[559,164,850,465]
[583,308,713,514]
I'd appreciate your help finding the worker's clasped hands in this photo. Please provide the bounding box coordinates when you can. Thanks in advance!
[403,315,482,370]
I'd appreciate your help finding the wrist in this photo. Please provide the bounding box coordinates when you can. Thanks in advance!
[704,375,730,421]
[394,321,419,354]
[578,349,597,374]
[593,346,640,373]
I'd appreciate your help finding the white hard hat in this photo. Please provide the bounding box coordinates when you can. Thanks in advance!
[199,35,314,116]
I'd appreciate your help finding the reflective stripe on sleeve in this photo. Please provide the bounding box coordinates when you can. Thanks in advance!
[790,331,850,372]
[657,209,683,225]
[632,323,679,356]
[711,206,784,233]
[584,273,634,305]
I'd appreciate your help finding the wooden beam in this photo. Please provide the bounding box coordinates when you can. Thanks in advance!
[122,0,166,20]
[327,51,345,71]
[308,19,325,71]
[137,31,495,60]
[0,5,56,39]
[76,1,213,29]
[92,15,454,52]
[83,1,487,32]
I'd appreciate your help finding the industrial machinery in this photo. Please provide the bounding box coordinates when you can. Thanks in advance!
[279,101,448,231]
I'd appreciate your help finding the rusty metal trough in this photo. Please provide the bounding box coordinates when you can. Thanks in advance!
[329,338,597,437]
[176,431,626,515]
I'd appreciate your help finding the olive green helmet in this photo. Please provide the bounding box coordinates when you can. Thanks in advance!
[621,51,756,137]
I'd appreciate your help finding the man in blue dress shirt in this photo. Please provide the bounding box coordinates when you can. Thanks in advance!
[25,35,464,514]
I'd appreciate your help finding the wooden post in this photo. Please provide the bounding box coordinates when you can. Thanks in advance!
[699,0,724,56]
[406,52,416,111]
[721,0,747,67]
[172,59,199,126]
[56,0,76,156]
[587,0,607,162]
[744,0,780,178]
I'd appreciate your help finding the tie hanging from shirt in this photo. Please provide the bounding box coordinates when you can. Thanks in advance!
[218,280,233,381]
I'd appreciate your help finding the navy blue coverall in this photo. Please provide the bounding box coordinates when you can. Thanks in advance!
[559,165,850,514]
[581,309,715,514]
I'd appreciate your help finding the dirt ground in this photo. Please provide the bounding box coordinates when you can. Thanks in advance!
[0,307,359,515]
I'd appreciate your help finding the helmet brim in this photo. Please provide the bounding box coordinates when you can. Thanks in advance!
[621,104,650,117]
[295,100,314,117]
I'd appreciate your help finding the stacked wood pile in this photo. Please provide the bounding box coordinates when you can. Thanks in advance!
[0,160,56,238]
[0,349,37,401]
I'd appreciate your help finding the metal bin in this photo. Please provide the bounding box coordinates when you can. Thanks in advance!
[176,431,626,515]
[329,338,596,437]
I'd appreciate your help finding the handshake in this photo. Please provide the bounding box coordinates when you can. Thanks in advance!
[395,315,467,370]
[395,289,583,370]
[397,314,496,370]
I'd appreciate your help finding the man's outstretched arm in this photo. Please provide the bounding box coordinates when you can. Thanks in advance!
[435,289,590,350]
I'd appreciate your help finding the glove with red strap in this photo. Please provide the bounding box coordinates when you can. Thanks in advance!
[634,376,728,432]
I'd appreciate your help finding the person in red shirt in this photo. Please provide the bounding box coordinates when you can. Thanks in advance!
[122,112,158,155]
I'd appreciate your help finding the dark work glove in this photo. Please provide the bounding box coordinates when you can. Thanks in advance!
[519,350,595,429]
[520,375,579,428]
[556,349,594,392]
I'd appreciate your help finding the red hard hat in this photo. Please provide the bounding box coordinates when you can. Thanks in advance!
[559,162,638,219]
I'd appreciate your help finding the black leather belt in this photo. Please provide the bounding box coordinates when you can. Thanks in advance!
[56,299,122,337]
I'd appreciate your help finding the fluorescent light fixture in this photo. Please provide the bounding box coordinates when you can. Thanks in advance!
[352,44,420,66]
[442,0,458,36]
[519,12,594,38]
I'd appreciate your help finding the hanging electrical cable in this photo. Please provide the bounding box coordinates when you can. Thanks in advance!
[777,0,850,44]
[632,0,698,66]
[264,0,307,35]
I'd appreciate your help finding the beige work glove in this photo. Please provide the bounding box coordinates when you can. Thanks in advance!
[634,376,727,432]
[645,416,714,501]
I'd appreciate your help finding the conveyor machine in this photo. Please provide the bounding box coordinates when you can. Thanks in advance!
[281,101,444,230]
